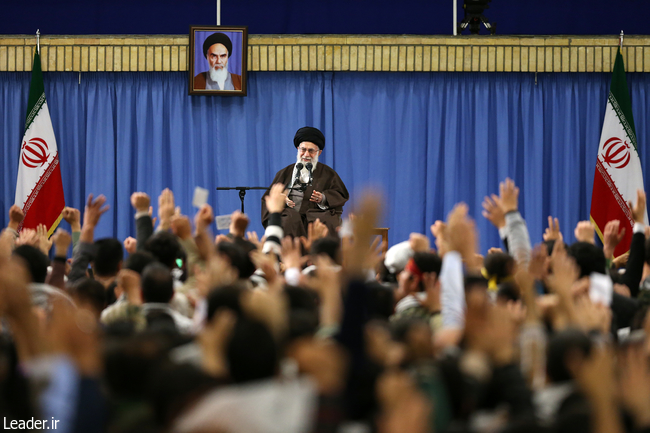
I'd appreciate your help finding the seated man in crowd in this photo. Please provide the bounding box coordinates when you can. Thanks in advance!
[261,126,349,238]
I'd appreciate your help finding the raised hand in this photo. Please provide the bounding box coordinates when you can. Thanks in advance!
[194,204,214,234]
[498,178,519,214]
[482,194,506,229]
[341,191,382,277]
[446,202,480,269]
[300,218,329,251]
[123,236,137,255]
[229,210,249,238]
[157,188,175,230]
[430,220,448,256]
[543,216,562,241]
[130,192,151,213]
[574,221,596,244]
[265,183,287,213]
[7,205,24,231]
[409,232,430,252]
[629,189,647,224]
[281,236,303,270]
[16,228,39,248]
[36,224,52,255]
[51,228,72,258]
[171,215,192,240]
[81,194,109,243]
[83,194,109,229]
[602,219,625,259]
[62,206,81,232]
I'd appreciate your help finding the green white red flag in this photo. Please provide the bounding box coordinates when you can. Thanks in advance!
[15,49,65,235]
[590,47,647,257]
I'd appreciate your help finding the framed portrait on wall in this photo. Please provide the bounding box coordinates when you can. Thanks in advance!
[189,25,248,96]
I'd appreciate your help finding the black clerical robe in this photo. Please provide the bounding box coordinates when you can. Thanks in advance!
[261,163,349,238]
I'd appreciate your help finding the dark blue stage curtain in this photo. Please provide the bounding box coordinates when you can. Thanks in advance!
[2,71,649,252]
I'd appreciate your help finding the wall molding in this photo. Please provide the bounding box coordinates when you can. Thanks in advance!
[0,35,648,73]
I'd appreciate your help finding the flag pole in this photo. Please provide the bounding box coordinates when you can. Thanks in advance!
[619,30,624,49]
[36,29,40,55]
[217,0,221,25]
[453,0,457,35]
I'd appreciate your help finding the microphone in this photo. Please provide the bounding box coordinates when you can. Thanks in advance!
[305,163,313,185]
[293,163,304,189]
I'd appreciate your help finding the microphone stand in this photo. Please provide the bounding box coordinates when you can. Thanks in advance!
[216,186,269,213]
[306,163,313,186]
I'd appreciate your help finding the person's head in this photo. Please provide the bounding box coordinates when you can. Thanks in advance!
[141,263,174,304]
[546,328,592,383]
[144,232,182,270]
[12,245,48,283]
[310,237,341,264]
[125,250,157,275]
[206,284,245,321]
[483,251,515,283]
[566,242,607,278]
[396,252,442,299]
[294,126,324,167]
[216,242,256,280]
[227,317,278,383]
[68,277,107,318]
[93,238,124,277]
[203,33,232,82]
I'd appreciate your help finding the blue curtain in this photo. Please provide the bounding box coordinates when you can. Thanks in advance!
[2,71,649,252]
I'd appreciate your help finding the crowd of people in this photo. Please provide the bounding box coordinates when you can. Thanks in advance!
[1,177,650,433]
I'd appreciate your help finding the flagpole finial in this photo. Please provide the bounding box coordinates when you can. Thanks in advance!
[620,30,624,49]
[36,29,40,55]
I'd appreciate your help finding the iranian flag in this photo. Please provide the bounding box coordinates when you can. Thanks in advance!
[15,49,65,235]
[590,47,648,257]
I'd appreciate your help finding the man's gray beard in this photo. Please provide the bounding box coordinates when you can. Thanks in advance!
[208,66,228,83]
[296,151,318,171]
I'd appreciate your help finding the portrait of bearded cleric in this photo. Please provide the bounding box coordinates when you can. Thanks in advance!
[189,26,248,96]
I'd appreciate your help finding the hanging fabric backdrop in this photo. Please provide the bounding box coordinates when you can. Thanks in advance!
[2,71,649,252]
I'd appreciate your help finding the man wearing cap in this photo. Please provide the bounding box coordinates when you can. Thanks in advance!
[194,32,242,91]
[261,127,349,238]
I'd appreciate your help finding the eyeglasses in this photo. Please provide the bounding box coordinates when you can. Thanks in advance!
[298,147,319,155]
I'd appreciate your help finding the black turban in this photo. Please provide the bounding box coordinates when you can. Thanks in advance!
[203,33,233,58]
[293,126,325,150]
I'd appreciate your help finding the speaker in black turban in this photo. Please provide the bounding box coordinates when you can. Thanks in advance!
[293,127,325,150]
[203,33,233,58]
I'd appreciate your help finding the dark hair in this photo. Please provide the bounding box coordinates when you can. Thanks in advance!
[69,277,107,314]
[144,232,182,270]
[94,238,124,277]
[12,245,48,283]
[227,317,277,383]
[125,250,157,275]
[206,284,244,321]
[141,263,174,304]
[412,252,442,291]
[285,286,320,340]
[484,252,515,282]
[546,328,592,383]
[566,242,606,278]
[217,242,255,280]
[366,281,396,321]
[311,237,341,264]
[148,362,219,427]
[497,281,520,302]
